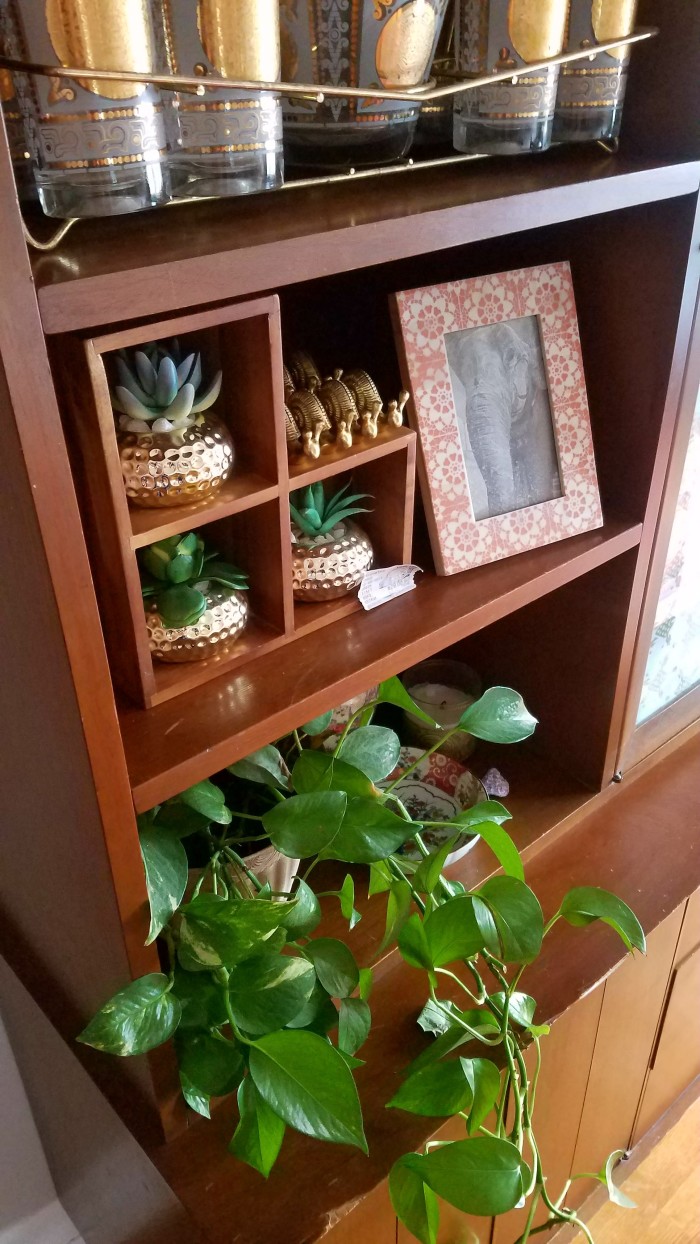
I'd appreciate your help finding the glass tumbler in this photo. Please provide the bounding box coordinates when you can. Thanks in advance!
[553,0,638,145]
[453,0,568,155]
[280,0,451,171]
[1,0,168,218]
[159,0,283,199]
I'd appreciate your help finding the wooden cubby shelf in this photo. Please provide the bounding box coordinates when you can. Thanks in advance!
[57,284,419,708]
[288,423,414,486]
[128,473,279,549]
[121,514,642,810]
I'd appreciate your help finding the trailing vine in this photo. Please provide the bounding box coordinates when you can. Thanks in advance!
[80,679,642,1242]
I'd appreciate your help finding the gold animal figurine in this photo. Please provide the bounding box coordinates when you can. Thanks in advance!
[283,364,296,403]
[287,350,322,392]
[317,371,361,449]
[285,404,301,447]
[341,368,385,438]
[386,389,409,427]
[287,388,331,458]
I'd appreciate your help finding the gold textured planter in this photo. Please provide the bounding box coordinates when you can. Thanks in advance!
[145,587,249,663]
[292,520,373,602]
[118,414,234,508]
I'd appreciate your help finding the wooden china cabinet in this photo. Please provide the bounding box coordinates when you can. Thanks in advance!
[1,3,700,1241]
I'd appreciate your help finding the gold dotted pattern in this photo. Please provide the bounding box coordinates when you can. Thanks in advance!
[118,414,234,509]
[146,588,249,663]
[292,522,373,602]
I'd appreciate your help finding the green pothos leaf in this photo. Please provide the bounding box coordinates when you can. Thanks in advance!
[139,826,188,944]
[358,967,373,1001]
[180,1071,210,1119]
[601,1150,636,1209]
[78,974,181,1056]
[559,887,646,954]
[228,745,290,791]
[301,711,333,736]
[338,997,371,1056]
[248,1029,367,1151]
[419,1135,524,1217]
[336,725,401,783]
[389,1154,439,1244]
[376,878,414,957]
[229,1076,286,1178]
[339,873,362,929]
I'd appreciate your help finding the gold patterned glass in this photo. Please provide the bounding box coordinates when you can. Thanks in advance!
[280,0,450,170]
[454,0,568,155]
[1,0,168,217]
[553,0,638,144]
[158,0,283,198]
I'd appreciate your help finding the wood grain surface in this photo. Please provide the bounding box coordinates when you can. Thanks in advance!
[121,517,641,810]
[31,153,700,333]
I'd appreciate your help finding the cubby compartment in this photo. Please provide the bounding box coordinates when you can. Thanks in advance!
[148,499,292,705]
[280,194,697,538]
[54,290,418,707]
[290,443,416,637]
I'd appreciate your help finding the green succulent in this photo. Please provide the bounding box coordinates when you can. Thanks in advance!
[290,481,372,540]
[140,532,249,628]
[112,339,222,436]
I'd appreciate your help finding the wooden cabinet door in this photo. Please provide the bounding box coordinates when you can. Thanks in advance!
[568,905,684,1203]
[491,985,603,1244]
[633,891,700,1144]
[323,1178,397,1243]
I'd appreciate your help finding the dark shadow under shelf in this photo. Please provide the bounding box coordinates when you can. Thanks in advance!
[120,515,643,809]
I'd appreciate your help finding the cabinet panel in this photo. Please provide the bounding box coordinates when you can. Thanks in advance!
[569,906,684,1197]
[492,986,603,1244]
[323,1179,396,1243]
[633,891,700,1144]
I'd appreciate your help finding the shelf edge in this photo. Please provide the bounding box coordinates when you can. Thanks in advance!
[124,517,643,810]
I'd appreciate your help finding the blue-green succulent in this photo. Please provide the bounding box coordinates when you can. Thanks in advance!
[112,339,222,437]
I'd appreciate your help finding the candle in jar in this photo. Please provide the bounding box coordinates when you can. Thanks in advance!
[407,682,476,729]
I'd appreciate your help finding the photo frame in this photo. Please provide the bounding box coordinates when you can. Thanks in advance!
[391,262,603,575]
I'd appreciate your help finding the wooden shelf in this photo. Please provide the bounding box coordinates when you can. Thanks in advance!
[151,726,700,1244]
[121,515,642,810]
[31,151,700,335]
[293,594,362,637]
[149,618,288,706]
[129,473,278,549]
[288,425,414,488]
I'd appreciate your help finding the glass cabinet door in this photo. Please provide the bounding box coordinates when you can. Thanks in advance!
[637,387,700,724]
[624,297,700,769]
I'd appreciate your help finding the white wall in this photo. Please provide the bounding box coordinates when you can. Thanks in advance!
[0,1013,83,1244]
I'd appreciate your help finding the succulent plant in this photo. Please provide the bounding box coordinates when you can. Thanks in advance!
[140,531,249,628]
[112,339,223,438]
[290,481,372,541]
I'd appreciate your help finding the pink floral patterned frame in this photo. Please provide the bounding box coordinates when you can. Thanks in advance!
[392,262,603,575]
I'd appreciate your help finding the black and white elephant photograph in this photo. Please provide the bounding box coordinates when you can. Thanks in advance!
[444,315,563,521]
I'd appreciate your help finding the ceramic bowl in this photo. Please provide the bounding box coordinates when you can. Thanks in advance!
[381,747,487,865]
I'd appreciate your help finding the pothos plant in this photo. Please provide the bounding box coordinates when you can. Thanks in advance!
[79,680,644,1244]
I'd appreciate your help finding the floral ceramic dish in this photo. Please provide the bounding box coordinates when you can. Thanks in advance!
[381,747,487,865]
